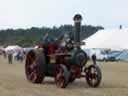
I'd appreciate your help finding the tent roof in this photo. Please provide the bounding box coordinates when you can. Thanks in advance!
[82,28,128,50]
[4,45,23,52]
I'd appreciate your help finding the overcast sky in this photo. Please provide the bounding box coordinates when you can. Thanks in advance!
[0,0,128,29]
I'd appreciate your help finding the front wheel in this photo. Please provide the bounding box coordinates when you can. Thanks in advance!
[55,64,69,88]
[85,65,102,87]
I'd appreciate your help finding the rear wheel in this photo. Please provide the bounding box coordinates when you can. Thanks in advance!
[25,50,46,83]
[85,65,102,87]
[55,64,69,88]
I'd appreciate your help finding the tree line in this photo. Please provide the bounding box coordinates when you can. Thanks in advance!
[0,25,103,47]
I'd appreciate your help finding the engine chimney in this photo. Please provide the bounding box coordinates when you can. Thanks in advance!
[73,14,82,48]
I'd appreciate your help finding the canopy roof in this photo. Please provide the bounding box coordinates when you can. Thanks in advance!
[4,45,23,52]
[82,28,128,50]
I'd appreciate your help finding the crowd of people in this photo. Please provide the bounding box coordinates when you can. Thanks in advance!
[0,50,25,64]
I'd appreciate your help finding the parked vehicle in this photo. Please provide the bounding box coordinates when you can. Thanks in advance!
[106,51,122,61]
[84,49,123,61]
[84,49,108,61]
[116,50,128,61]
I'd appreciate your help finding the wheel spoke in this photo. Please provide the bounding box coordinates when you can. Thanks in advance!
[55,66,68,88]
[56,72,64,87]
[29,71,37,81]
[91,79,96,85]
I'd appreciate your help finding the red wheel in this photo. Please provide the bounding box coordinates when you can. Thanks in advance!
[55,64,69,88]
[25,50,45,83]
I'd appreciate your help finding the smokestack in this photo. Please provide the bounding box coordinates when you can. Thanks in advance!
[73,14,82,45]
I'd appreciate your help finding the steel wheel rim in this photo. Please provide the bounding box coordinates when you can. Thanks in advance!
[25,52,38,82]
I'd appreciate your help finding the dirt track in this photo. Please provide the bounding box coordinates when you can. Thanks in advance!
[0,56,128,96]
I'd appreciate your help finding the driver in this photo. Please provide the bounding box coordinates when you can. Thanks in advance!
[40,32,53,45]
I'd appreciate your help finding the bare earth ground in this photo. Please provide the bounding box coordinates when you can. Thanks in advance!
[0,56,128,96]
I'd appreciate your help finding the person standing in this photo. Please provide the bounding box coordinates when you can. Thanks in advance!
[7,50,13,64]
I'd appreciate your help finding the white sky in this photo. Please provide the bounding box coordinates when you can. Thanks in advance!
[0,0,128,29]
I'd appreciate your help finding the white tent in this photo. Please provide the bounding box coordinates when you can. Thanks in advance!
[0,46,4,50]
[4,45,23,53]
[82,28,128,50]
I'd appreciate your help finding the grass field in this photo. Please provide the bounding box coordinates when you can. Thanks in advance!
[0,56,128,96]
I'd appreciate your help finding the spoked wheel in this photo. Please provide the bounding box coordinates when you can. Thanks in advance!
[25,50,46,83]
[55,64,69,88]
[85,65,102,87]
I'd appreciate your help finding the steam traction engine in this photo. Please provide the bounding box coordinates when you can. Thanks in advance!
[25,14,102,88]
